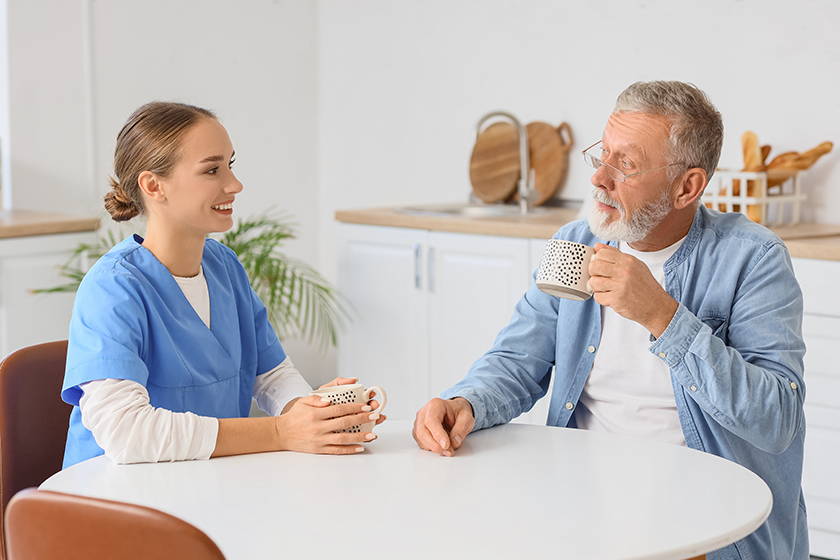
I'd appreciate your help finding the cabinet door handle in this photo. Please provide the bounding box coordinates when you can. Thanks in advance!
[428,247,435,293]
[414,244,421,289]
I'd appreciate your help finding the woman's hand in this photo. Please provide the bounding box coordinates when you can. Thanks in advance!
[316,377,386,425]
[214,378,386,458]
[273,395,380,454]
[318,376,358,388]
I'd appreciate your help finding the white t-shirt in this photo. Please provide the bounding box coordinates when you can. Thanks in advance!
[575,238,687,446]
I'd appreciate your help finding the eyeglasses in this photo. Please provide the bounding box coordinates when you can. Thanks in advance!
[582,140,684,183]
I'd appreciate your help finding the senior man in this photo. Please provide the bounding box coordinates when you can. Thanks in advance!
[413,81,807,559]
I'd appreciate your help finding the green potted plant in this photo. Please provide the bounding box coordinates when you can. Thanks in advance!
[34,210,351,353]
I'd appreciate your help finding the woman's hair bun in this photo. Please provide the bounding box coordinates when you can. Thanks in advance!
[104,177,140,222]
[106,101,216,222]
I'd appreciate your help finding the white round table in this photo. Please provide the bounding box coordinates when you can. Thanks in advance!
[41,421,771,559]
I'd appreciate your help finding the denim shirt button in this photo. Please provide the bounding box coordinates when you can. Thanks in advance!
[565,402,574,410]
[588,345,596,353]
[790,382,798,390]
[690,385,697,391]
[658,352,667,359]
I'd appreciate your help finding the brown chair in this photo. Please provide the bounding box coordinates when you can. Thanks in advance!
[4,489,226,560]
[0,341,72,560]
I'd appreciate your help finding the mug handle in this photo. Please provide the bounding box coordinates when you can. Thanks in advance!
[363,386,387,415]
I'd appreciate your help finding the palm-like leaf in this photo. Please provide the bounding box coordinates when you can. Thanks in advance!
[219,212,352,352]
[33,229,128,294]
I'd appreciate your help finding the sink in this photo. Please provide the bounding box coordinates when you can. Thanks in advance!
[394,199,581,218]
[395,202,551,218]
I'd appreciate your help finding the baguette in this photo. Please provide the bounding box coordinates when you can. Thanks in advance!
[741,131,765,171]
[760,145,771,166]
[767,142,833,170]
[735,131,764,221]
[766,152,800,169]
[793,141,833,169]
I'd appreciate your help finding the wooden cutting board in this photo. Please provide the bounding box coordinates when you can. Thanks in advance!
[469,122,521,203]
[512,121,574,206]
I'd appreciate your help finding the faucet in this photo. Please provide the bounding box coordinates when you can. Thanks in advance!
[473,111,535,214]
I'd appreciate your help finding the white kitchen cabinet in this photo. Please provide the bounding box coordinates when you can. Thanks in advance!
[426,231,531,398]
[337,223,555,422]
[336,225,430,422]
[792,257,840,559]
[0,231,95,358]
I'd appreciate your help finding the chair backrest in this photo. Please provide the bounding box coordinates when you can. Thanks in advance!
[4,489,226,560]
[0,341,72,560]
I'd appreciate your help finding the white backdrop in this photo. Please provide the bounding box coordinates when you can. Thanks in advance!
[3,0,839,379]
[317,0,840,279]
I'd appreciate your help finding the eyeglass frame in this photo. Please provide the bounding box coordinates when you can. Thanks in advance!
[581,140,685,183]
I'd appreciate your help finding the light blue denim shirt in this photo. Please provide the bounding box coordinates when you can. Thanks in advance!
[442,205,807,559]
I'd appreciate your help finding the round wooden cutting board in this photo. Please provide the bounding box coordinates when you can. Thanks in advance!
[469,121,521,203]
[513,121,574,206]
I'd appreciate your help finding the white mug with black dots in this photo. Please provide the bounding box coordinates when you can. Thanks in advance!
[535,239,595,301]
[309,383,387,434]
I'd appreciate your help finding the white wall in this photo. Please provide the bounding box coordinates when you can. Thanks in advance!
[5,0,840,379]
[317,0,840,278]
[5,0,91,214]
[0,0,10,209]
[7,0,321,227]
[86,1,320,234]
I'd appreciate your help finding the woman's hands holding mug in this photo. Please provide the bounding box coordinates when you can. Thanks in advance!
[275,377,386,455]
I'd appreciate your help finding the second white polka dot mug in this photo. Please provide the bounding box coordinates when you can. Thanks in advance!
[535,239,595,301]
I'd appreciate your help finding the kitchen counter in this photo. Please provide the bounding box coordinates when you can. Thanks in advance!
[335,206,840,261]
[768,224,840,261]
[0,210,99,239]
[335,206,580,239]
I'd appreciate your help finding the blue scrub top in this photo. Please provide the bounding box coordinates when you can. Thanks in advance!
[61,235,286,468]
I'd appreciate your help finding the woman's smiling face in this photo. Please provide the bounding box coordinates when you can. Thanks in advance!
[155,117,243,237]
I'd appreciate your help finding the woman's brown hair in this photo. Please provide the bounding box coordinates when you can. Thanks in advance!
[104,101,217,222]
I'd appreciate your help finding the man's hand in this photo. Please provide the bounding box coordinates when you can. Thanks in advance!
[413,397,475,457]
[588,243,678,338]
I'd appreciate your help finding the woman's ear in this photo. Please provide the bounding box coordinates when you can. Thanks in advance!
[138,171,165,201]
[674,168,708,209]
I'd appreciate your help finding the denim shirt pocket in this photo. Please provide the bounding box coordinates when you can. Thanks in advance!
[698,313,729,345]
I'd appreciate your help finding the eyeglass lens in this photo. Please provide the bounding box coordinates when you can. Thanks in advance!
[583,149,625,182]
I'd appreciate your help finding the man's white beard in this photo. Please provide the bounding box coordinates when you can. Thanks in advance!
[587,187,674,243]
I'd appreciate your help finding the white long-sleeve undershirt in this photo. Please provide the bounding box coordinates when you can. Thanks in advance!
[79,356,312,464]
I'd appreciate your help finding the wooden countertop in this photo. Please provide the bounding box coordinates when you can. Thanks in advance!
[335,206,581,239]
[335,206,840,261]
[780,235,840,261]
[0,210,99,239]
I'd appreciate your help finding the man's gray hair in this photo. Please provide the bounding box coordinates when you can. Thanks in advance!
[614,81,723,186]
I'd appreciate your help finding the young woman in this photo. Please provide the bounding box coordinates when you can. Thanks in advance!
[61,101,382,468]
